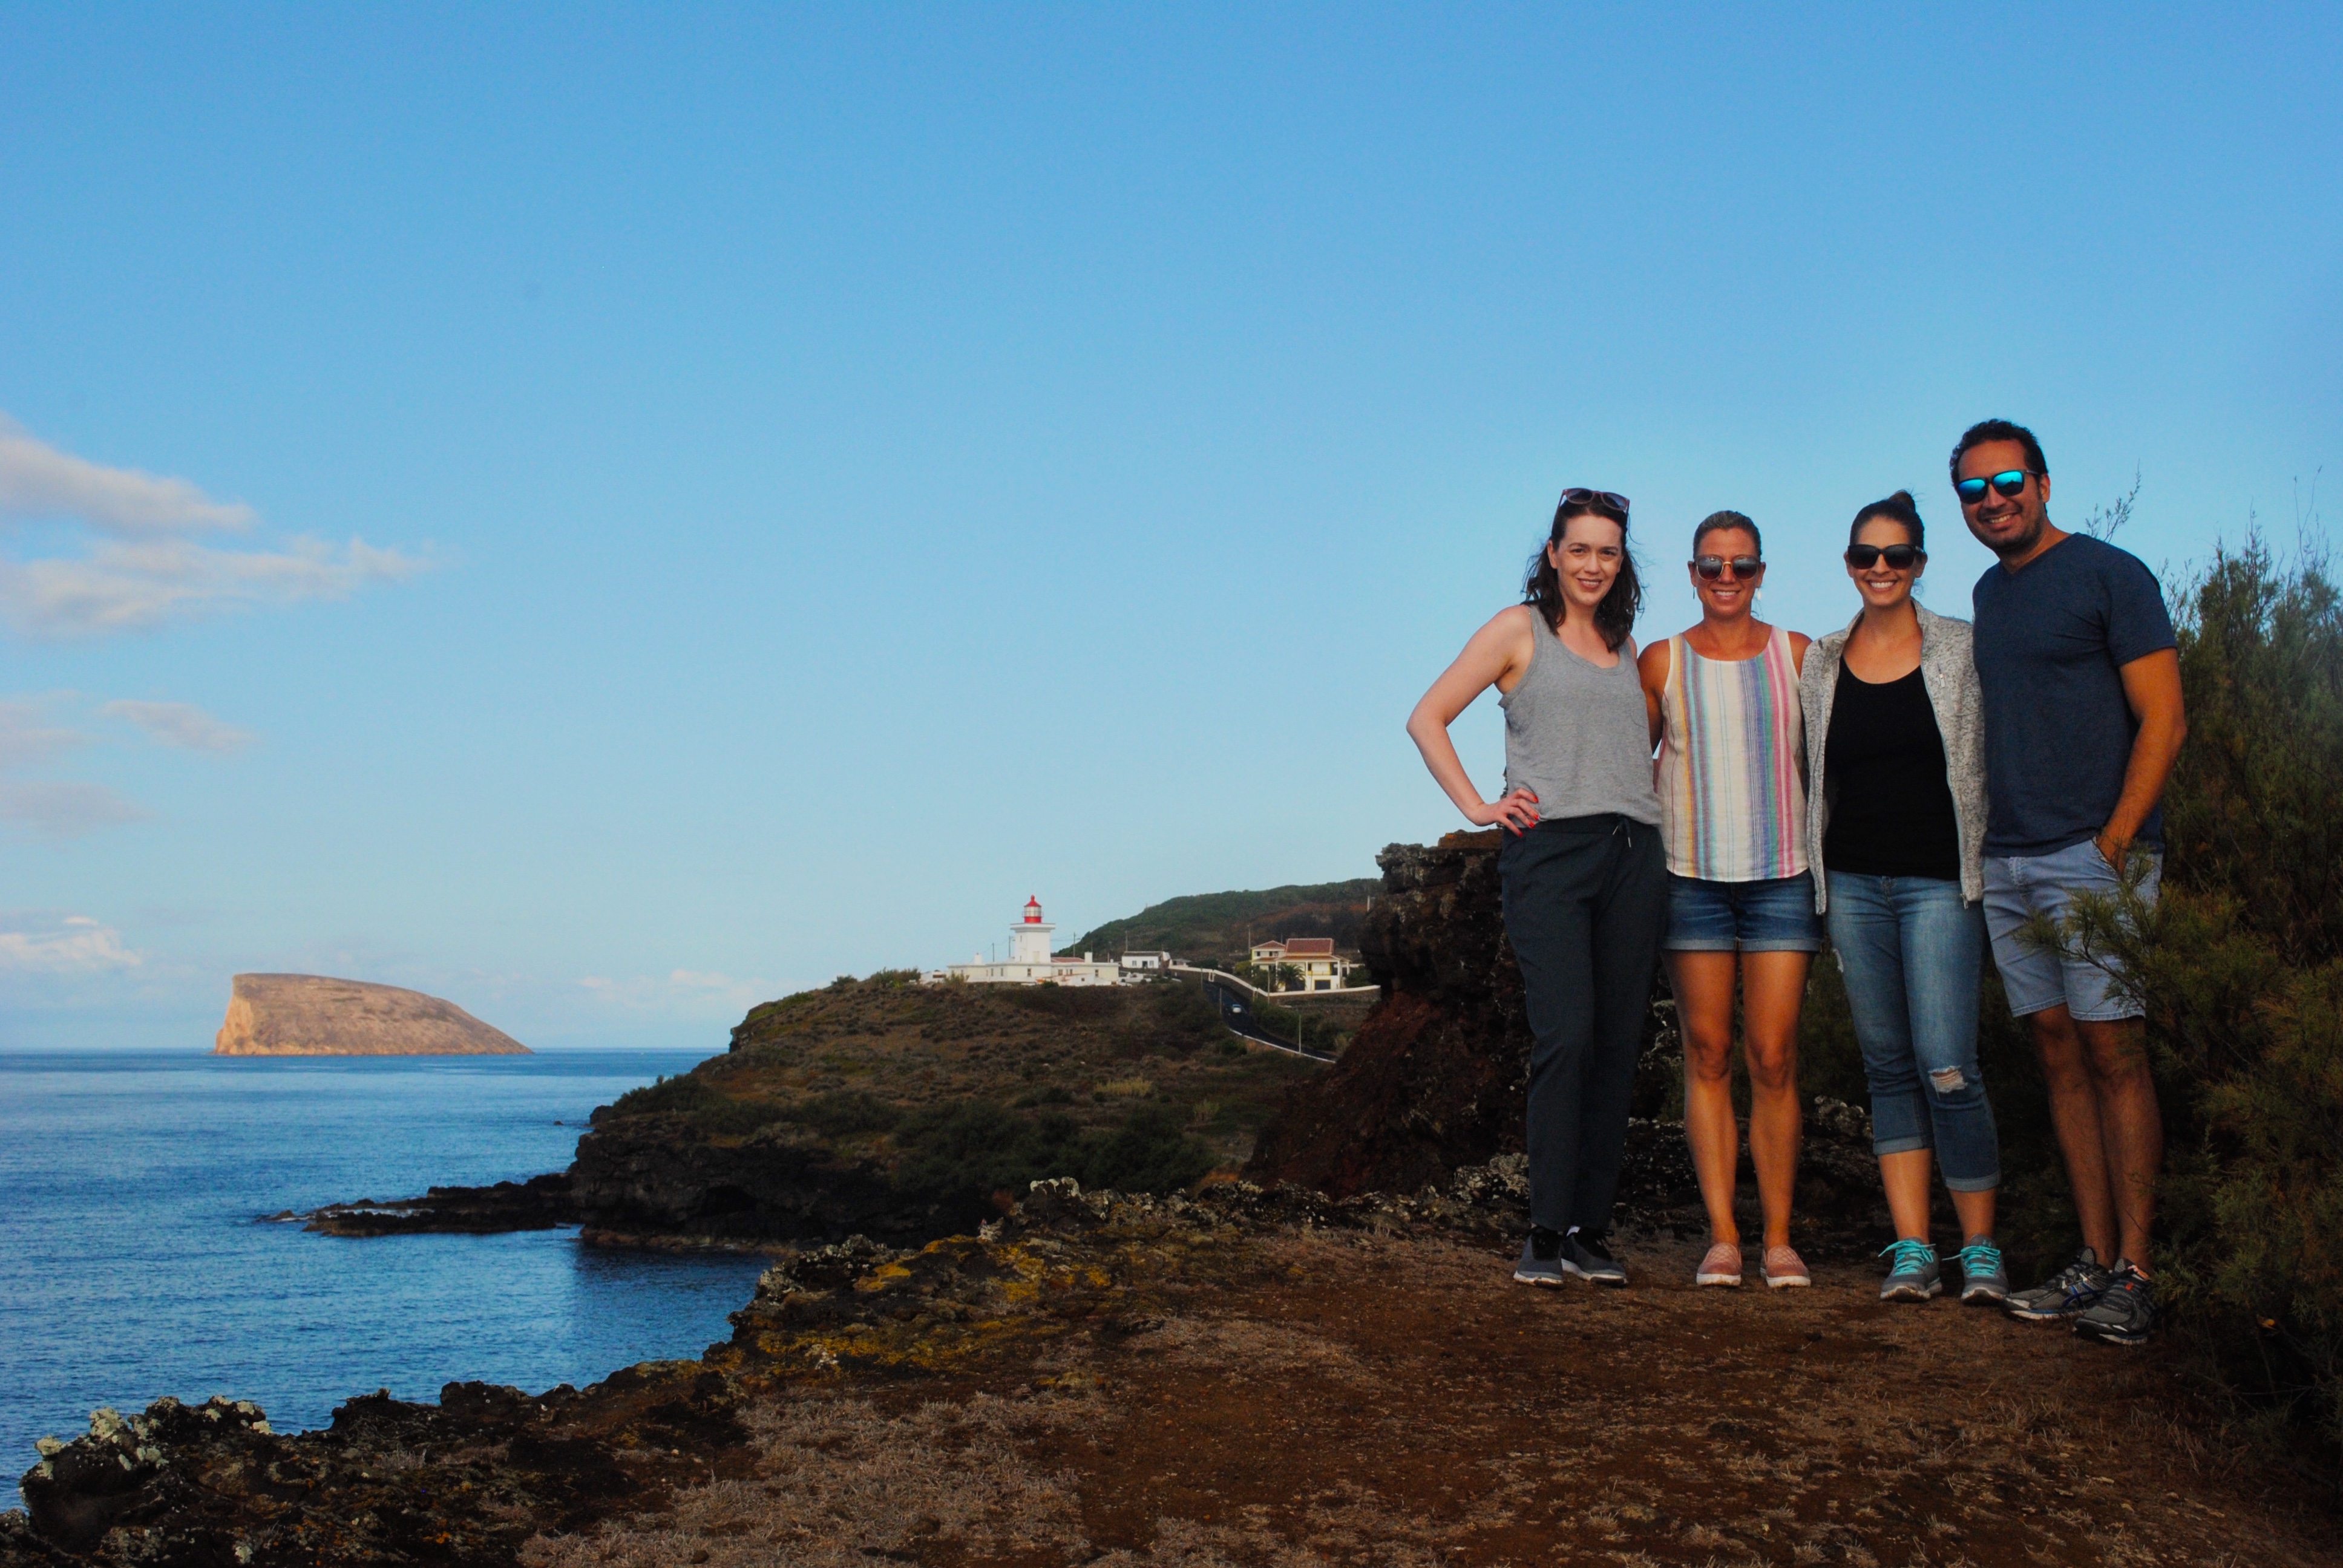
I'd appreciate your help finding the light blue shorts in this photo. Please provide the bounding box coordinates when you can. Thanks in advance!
[1981,838,2161,1022]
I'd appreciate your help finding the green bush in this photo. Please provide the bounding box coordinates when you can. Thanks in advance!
[890,1097,1217,1218]
[597,1072,786,1135]
[2026,537,2343,1480]
[793,1089,901,1137]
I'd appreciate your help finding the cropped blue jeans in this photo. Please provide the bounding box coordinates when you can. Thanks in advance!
[1824,871,2001,1192]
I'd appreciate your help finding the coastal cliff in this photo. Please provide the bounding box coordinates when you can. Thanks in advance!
[214,974,530,1056]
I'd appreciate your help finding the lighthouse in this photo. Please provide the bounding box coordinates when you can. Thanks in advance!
[936,895,1122,987]
[1010,896,1054,964]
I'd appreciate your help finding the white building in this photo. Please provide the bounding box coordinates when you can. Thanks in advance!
[1119,950,1172,973]
[1249,936,1354,991]
[941,897,1121,987]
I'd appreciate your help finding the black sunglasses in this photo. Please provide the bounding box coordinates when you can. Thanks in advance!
[1693,555,1763,580]
[1954,469,2033,504]
[1846,543,1925,570]
[1559,487,1630,515]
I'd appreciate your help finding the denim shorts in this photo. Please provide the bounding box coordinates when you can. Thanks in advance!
[1663,872,1823,953]
[1982,838,2161,1022]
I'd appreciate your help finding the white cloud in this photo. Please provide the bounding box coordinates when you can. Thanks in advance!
[0,913,142,972]
[102,699,255,753]
[0,413,424,637]
[0,414,255,537]
[0,699,89,769]
[578,969,773,1015]
[0,534,422,638]
[0,780,147,837]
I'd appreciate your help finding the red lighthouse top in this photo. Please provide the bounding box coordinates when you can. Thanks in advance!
[1023,897,1044,924]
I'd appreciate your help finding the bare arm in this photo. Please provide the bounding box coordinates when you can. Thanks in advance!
[2099,648,2187,866]
[1406,608,1539,833]
[1638,639,1671,751]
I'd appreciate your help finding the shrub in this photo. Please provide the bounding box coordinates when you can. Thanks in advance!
[793,1089,900,1137]
[2025,537,2343,1480]
[890,1098,1217,1220]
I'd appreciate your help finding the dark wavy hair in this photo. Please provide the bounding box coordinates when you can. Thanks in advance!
[1949,418,2048,484]
[1524,493,1641,652]
[1850,490,1925,550]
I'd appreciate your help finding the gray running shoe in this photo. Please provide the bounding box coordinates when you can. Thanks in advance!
[1562,1228,1628,1286]
[1955,1236,2009,1305]
[1879,1238,1941,1302]
[2004,1247,2111,1322]
[2073,1262,2157,1347]
[1513,1227,1568,1287]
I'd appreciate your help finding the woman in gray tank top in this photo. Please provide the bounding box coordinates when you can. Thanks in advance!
[1407,489,1668,1289]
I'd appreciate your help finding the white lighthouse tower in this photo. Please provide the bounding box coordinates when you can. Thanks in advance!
[1009,896,1054,964]
[938,895,1121,986]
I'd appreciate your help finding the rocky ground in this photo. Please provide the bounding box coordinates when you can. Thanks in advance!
[10,835,2338,1562]
[10,1172,2335,1566]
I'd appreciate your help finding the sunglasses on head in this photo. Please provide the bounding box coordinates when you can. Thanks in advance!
[1559,488,1630,515]
[1846,543,1925,570]
[1955,469,2033,503]
[1693,555,1763,580]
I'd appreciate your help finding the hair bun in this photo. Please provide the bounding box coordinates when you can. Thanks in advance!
[1889,489,1915,508]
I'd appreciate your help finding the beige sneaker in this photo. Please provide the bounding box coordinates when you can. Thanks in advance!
[1763,1244,1811,1289]
[1695,1242,1742,1287]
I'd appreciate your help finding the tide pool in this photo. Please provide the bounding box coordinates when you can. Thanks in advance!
[0,1049,767,1509]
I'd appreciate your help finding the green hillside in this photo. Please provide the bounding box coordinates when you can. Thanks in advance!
[1060,878,1381,966]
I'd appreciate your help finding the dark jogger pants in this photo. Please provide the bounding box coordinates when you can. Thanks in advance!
[1498,814,1668,1234]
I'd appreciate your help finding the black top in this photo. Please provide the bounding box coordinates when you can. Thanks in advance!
[1823,661,1962,881]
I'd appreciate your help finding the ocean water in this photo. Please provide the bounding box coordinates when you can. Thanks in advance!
[0,1050,770,1509]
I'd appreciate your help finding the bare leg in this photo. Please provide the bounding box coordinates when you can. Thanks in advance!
[1950,1186,1998,1243]
[1668,951,1743,1248]
[2076,1018,2162,1269]
[2030,1005,2119,1264]
[1740,951,1810,1250]
[1878,1149,1934,1241]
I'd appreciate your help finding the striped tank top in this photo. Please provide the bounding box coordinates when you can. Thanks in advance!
[1656,626,1808,881]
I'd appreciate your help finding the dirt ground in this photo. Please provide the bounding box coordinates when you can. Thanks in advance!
[523,1227,2339,1568]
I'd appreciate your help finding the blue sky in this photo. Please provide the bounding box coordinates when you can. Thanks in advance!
[2,4,2336,1049]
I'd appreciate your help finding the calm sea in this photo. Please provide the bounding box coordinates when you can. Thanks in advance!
[0,1050,769,1509]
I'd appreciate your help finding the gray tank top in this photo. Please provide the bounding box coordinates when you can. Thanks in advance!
[1500,611,1663,825]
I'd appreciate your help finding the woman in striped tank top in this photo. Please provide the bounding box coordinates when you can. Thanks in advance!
[1637,511,1821,1290]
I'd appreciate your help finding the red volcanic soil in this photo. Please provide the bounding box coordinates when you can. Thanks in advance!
[527,1221,2333,1568]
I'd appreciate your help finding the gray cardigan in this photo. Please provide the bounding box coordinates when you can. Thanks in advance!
[1797,600,1988,913]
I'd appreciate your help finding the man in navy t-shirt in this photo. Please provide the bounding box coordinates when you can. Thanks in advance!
[1956,419,2187,1349]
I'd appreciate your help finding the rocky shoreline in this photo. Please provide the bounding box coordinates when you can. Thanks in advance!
[0,834,2034,1564]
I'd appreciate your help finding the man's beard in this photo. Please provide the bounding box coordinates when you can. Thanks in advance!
[1988,509,2048,560]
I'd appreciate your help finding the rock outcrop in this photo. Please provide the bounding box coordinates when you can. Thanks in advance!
[1244,830,1676,1195]
[214,973,529,1056]
[1245,832,1894,1249]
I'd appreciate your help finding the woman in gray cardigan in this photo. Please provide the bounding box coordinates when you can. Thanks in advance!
[1798,491,2006,1306]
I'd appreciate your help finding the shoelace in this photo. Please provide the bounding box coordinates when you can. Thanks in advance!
[1879,1238,1936,1275]
[1956,1239,2003,1279]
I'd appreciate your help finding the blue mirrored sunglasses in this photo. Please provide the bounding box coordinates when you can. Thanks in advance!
[1955,469,2031,503]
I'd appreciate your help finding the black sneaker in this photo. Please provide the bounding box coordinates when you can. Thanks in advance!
[1561,1228,1628,1287]
[2004,1247,2111,1322]
[1512,1226,1568,1287]
[2072,1261,2157,1347]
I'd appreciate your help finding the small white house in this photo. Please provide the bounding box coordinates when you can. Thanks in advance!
[940,898,1120,987]
[1119,950,1172,973]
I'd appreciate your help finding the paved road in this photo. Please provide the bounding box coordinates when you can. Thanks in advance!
[1198,979,1335,1063]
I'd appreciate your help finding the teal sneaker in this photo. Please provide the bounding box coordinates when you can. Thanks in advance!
[1955,1236,2008,1305]
[1879,1237,1941,1302]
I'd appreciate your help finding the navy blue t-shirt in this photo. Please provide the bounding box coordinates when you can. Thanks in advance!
[1971,532,2177,855]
